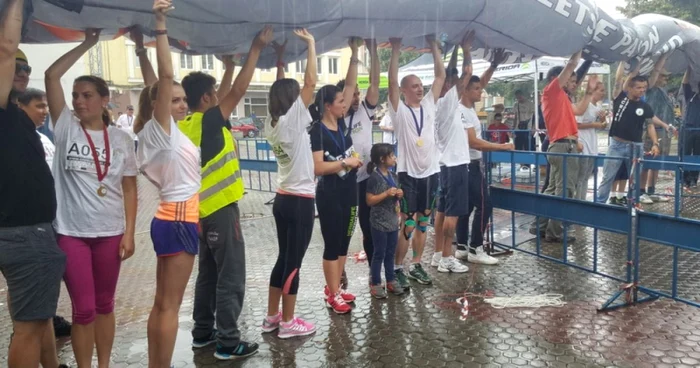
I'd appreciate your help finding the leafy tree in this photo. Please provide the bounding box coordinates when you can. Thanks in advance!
[618,0,700,24]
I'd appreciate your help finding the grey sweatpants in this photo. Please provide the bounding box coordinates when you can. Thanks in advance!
[530,141,580,239]
[192,203,246,348]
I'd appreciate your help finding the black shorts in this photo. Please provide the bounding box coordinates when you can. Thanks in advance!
[615,161,629,181]
[398,172,439,215]
[0,224,66,321]
[437,164,469,216]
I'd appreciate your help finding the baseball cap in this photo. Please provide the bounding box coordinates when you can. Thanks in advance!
[16,49,28,63]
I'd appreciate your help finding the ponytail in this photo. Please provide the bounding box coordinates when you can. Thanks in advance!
[366,161,376,175]
[102,107,111,126]
[308,102,322,122]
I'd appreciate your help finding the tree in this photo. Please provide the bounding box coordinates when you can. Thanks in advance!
[618,0,700,24]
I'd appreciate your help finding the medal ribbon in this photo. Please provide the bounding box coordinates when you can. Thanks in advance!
[81,125,110,182]
[404,102,424,137]
[321,122,346,155]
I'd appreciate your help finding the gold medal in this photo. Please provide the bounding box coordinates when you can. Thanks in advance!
[416,138,424,147]
[395,204,400,214]
[97,184,107,197]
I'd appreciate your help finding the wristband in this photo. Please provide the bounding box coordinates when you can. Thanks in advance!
[490,62,498,69]
[154,29,167,36]
[135,48,147,56]
[350,57,360,65]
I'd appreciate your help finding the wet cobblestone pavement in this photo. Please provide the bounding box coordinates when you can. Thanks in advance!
[2,176,700,368]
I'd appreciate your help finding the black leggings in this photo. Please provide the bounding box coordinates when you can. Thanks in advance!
[457,161,493,248]
[270,193,315,295]
[357,179,373,266]
[317,190,358,261]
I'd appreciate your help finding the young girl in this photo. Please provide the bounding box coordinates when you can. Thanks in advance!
[45,29,137,368]
[365,144,406,298]
[261,28,318,338]
[309,38,362,315]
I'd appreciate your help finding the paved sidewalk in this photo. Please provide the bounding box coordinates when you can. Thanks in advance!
[1,178,699,368]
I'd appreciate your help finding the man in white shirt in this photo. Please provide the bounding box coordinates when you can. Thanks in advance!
[115,105,138,151]
[456,54,512,265]
[17,88,55,169]
[379,114,395,144]
[431,35,474,274]
[387,35,445,287]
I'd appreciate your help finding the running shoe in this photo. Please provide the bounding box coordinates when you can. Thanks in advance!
[437,256,469,273]
[261,312,281,333]
[326,293,352,314]
[214,341,259,360]
[639,193,654,204]
[386,280,406,295]
[192,329,218,348]
[467,247,499,265]
[408,264,432,284]
[395,268,411,289]
[370,284,387,299]
[431,253,441,267]
[324,285,355,302]
[278,317,316,339]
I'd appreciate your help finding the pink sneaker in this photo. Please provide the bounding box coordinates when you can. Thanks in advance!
[261,312,282,333]
[324,285,355,302]
[277,317,317,339]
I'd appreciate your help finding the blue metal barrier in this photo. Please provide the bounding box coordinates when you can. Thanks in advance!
[485,147,700,311]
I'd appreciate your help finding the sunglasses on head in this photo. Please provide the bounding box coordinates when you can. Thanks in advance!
[16,64,32,75]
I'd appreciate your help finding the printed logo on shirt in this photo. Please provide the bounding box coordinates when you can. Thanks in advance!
[207,231,219,243]
[65,140,112,174]
[635,108,644,116]
[271,144,290,165]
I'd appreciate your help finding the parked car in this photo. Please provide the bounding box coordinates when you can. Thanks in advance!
[230,117,262,138]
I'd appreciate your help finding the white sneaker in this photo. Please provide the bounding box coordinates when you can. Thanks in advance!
[649,194,670,202]
[467,247,499,265]
[639,194,654,204]
[437,256,469,273]
[519,166,531,172]
[455,248,471,260]
[431,253,441,267]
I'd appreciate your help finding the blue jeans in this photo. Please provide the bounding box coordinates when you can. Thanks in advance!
[370,227,398,286]
[595,138,643,203]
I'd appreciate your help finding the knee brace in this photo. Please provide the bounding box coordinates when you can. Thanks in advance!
[403,219,416,240]
[417,216,430,233]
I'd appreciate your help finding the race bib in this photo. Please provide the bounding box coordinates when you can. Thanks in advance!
[65,140,111,174]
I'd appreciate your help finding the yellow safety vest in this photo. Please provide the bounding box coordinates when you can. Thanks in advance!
[178,112,244,218]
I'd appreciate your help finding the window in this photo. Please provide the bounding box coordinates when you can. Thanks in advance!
[201,55,214,70]
[131,46,140,68]
[328,57,339,74]
[296,60,307,73]
[317,57,323,74]
[180,54,193,69]
[244,97,268,119]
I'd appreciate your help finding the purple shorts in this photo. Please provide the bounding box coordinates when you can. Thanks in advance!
[150,218,199,257]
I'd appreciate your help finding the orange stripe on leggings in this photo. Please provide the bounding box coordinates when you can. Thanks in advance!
[282,268,299,295]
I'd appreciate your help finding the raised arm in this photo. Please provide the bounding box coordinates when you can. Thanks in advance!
[454,31,475,96]
[272,40,287,81]
[648,53,669,88]
[0,0,24,109]
[218,25,273,119]
[217,55,236,101]
[131,28,157,86]
[558,50,582,88]
[574,59,593,90]
[46,29,100,124]
[622,61,641,94]
[152,0,173,134]
[341,37,361,116]
[364,38,380,106]
[294,29,316,106]
[428,35,446,103]
[482,48,507,88]
[388,38,401,111]
[613,62,626,97]
[572,75,597,116]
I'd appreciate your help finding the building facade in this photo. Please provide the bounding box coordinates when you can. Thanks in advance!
[87,38,367,120]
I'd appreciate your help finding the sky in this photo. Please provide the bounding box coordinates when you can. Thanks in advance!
[595,0,626,18]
